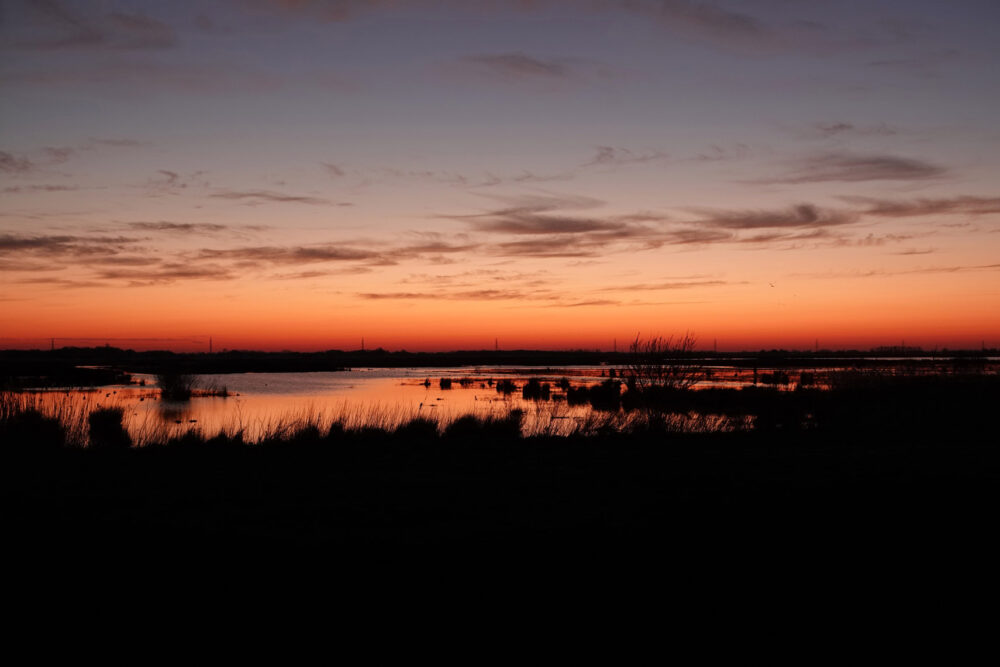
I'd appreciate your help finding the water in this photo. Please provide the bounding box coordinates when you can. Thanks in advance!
[18,360,996,442]
[26,367,615,442]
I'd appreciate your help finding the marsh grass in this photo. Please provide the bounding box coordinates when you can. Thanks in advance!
[4,371,995,451]
[155,372,197,401]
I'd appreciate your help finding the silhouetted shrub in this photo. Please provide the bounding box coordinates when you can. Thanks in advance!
[623,333,703,391]
[286,424,323,447]
[395,417,439,440]
[522,378,550,400]
[325,422,347,441]
[88,407,131,449]
[760,370,790,386]
[439,378,453,389]
[566,385,590,406]
[496,379,517,394]
[558,377,570,391]
[589,379,622,411]
[444,410,523,440]
[1,408,66,451]
[156,372,197,401]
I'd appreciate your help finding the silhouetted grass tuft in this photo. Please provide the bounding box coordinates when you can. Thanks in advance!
[443,410,524,440]
[88,407,132,449]
[2,407,66,451]
[395,416,439,440]
[522,378,551,400]
[156,372,197,401]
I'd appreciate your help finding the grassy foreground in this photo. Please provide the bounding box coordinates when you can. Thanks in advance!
[3,373,999,550]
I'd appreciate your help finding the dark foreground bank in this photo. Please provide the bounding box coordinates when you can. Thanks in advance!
[3,373,999,553]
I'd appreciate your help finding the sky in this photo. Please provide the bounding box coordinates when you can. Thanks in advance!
[1,0,999,352]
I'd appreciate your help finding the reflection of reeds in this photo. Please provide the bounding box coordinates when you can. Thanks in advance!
[2,389,745,450]
[5,371,996,451]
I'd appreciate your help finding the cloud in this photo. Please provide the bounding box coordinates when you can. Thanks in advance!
[556,300,620,308]
[583,146,669,167]
[461,53,570,79]
[375,167,572,189]
[1,139,147,178]
[866,49,961,77]
[4,0,177,51]
[3,184,81,194]
[0,151,35,174]
[467,213,629,235]
[245,1,861,57]
[692,204,857,230]
[808,122,897,139]
[357,289,547,301]
[598,280,730,291]
[755,152,947,183]
[93,263,235,286]
[656,229,733,245]
[197,245,381,264]
[792,263,1000,280]
[845,196,1000,218]
[893,249,936,256]
[445,195,862,258]
[89,137,148,148]
[0,234,142,257]
[255,0,401,23]
[490,237,605,258]
[210,189,331,205]
[142,170,211,197]
[389,240,480,259]
[322,162,346,177]
[690,143,751,162]
[127,222,229,234]
[2,60,282,93]
[643,0,769,46]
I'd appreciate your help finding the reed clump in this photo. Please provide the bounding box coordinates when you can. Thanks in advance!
[156,372,197,401]
[88,406,132,449]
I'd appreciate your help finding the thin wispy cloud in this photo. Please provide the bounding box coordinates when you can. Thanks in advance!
[2,60,282,93]
[0,233,142,257]
[0,151,36,174]
[845,196,1000,218]
[642,0,770,45]
[197,245,380,264]
[462,53,570,79]
[93,263,236,286]
[4,184,81,194]
[357,289,554,302]
[792,263,1000,280]
[598,280,730,292]
[691,204,858,230]
[210,189,331,206]
[583,146,669,167]
[322,162,346,177]
[754,152,947,183]
[807,122,897,139]
[866,49,961,77]
[3,0,177,51]
[126,222,229,234]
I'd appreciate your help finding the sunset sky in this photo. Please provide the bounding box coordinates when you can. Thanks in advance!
[2,0,999,351]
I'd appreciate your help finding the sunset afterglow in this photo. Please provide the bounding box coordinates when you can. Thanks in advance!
[3,1,999,351]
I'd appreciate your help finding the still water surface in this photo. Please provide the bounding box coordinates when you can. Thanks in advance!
[34,367,619,441]
[25,360,992,441]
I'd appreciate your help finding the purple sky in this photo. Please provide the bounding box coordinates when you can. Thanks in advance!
[2,1,999,350]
